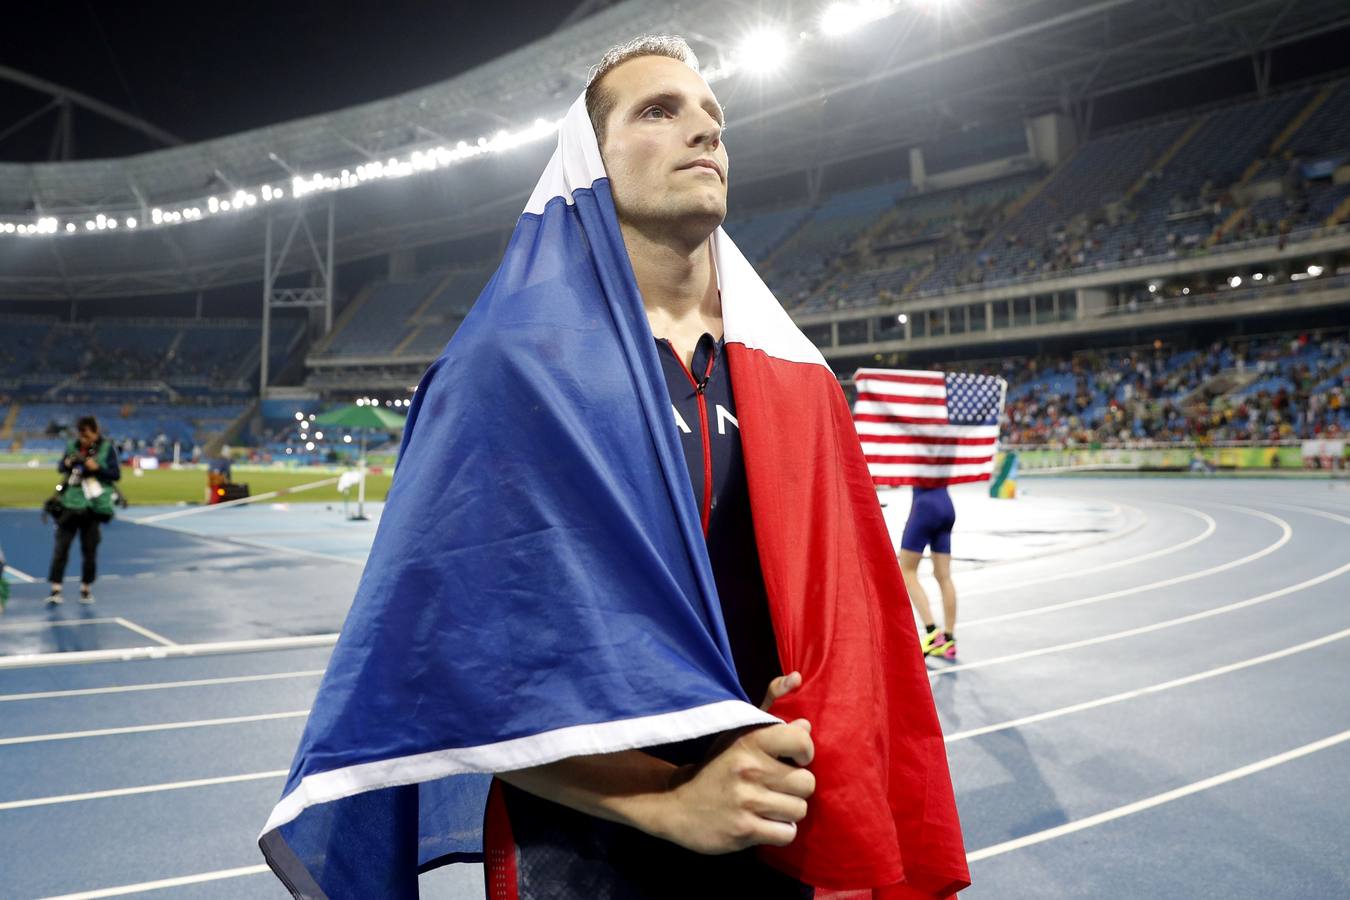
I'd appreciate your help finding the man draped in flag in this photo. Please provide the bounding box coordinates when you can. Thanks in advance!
[261,36,968,899]
[852,368,1008,660]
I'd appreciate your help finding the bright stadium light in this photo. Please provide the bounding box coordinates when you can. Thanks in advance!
[897,313,908,324]
[736,27,792,75]
[1307,265,1323,277]
[1182,287,1190,295]
[1228,275,1242,288]
[821,1,894,36]
[305,441,315,451]
[295,411,305,420]
[344,435,352,444]
[1252,272,1263,281]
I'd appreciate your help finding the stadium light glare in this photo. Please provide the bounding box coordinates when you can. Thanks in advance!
[1147,283,1157,293]
[897,313,908,324]
[315,431,324,440]
[344,435,352,443]
[1307,265,1323,277]
[735,28,792,75]
[126,217,137,228]
[295,411,305,420]
[1182,287,1190,295]
[1252,272,1263,281]
[821,1,894,36]
[1228,275,1242,288]
[305,441,315,451]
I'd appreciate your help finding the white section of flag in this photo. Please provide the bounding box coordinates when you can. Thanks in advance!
[852,368,1005,486]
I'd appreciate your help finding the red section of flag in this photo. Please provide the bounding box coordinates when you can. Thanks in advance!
[730,345,970,897]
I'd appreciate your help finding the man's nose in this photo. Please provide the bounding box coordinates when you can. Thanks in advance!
[690,119,722,149]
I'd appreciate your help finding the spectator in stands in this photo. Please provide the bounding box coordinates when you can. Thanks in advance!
[46,415,120,606]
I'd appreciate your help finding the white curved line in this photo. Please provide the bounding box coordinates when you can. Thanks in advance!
[0,770,289,811]
[961,502,1215,597]
[0,710,309,746]
[0,669,326,703]
[38,864,272,899]
[966,728,1350,863]
[945,626,1350,743]
[932,560,1350,677]
[962,504,1290,628]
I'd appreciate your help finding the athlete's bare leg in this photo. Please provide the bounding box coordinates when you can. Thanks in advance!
[931,552,957,636]
[898,549,936,628]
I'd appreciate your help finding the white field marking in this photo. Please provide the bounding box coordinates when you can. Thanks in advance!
[945,627,1350,743]
[0,668,327,703]
[960,502,1215,597]
[0,769,288,811]
[932,560,1350,677]
[966,728,1350,863]
[1257,500,1350,527]
[3,563,37,582]
[962,504,1290,628]
[0,632,338,670]
[38,864,272,899]
[0,616,122,633]
[0,709,309,746]
[111,617,177,646]
[134,517,365,567]
[131,476,340,523]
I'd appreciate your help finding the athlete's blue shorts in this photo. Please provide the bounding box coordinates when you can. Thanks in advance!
[901,486,956,555]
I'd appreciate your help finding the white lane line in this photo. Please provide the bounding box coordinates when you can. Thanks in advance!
[0,710,309,746]
[0,668,327,703]
[0,632,339,670]
[0,617,123,633]
[963,504,1290,628]
[1258,500,1350,527]
[945,627,1350,743]
[134,517,365,567]
[3,563,37,583]
[38,864,272,899]
[961,502,1216,598]
[0,770,288,811]
[933,560,1350,677]
[111,617,177,647]
[966,728,1350,863]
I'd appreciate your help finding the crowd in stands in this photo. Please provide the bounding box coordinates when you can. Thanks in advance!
[724,77,1350,314]
[984,331,1349,446]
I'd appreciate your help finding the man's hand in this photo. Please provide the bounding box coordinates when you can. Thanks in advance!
[83,457,99,471]
[660,719,816,854]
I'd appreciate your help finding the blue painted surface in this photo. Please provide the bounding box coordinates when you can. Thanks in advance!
[0,479,1346,898]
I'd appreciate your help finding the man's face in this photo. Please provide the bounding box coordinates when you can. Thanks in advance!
[596,56,728,240]
[78,426,97,444]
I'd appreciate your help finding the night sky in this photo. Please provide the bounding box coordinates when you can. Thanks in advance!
[2,3,1347,162]
[0,0,575,161]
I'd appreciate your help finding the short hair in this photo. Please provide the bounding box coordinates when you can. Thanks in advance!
[584,35,700,145]
[76,415,99,434]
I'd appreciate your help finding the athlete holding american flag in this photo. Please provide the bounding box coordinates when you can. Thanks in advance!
[853,368,1008,660]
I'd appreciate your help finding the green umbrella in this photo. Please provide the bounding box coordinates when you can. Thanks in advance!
[314,404,407,430]
[314,404,407,519]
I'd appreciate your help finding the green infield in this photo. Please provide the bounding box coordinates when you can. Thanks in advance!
[0,466,393,509]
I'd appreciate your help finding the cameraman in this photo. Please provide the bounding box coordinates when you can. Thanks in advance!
[46,415,120,606]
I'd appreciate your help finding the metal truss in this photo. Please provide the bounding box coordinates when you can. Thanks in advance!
[2,0,1349,299]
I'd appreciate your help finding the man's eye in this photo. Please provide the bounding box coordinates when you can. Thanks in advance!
[640,106,668,119]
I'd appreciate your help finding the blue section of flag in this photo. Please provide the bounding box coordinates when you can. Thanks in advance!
[263,180,759,898]
[943,372,1004,426]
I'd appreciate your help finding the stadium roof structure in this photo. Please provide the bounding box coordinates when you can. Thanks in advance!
[3,0,1349,300]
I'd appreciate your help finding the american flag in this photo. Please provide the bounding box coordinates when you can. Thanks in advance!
[852,368,1007,487]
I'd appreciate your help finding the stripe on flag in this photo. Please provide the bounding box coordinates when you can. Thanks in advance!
[852,368,1007,488]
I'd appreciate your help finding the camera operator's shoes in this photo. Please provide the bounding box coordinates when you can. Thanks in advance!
[79,589,95,605]
[45,591,64,606]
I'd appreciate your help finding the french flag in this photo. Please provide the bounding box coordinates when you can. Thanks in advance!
[259,93,968,899]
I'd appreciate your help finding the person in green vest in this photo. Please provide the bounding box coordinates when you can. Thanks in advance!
[46,415,121,606]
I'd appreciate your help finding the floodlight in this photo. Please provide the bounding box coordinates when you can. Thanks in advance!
[1147,283,1157,293]
[126,217,137,228]
[344,435,352,444]
[736,27,792,75]
[1307,265,1323,277]
[1252,272,1263,281]
[295,412,305,420]
[305,441,315,451]
[65,223,75,232]
[1228,275,1242,288]
[897,313,908,324]
[1182,287,1190,295]
[821,1,892,36]
[315,431,324,440]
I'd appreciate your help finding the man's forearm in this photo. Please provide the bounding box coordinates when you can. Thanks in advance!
[497,749,685,840]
